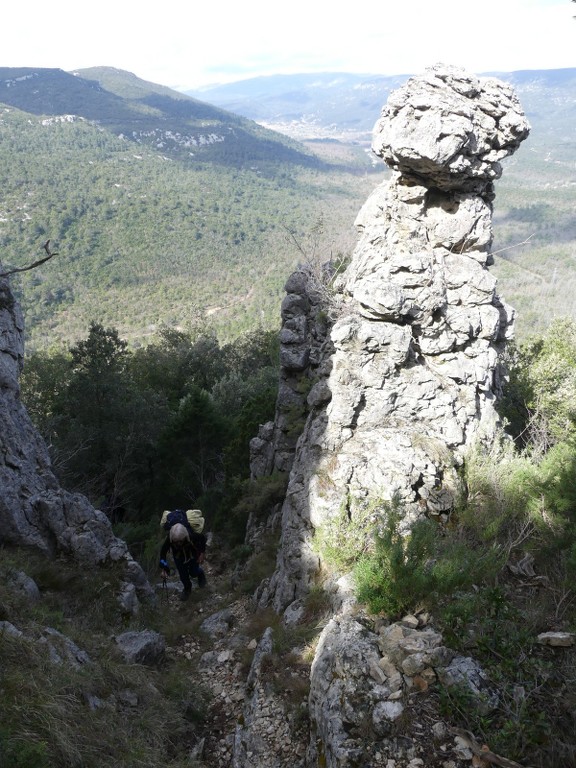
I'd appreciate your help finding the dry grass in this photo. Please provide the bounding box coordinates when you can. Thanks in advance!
[0,546,208,768]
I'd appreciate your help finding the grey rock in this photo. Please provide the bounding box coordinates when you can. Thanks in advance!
[0,275,154,609]
[115,629,165,666]
[117,689,139,707]
[200,608,236,639]
[240,66,529,768]
[279,345,310,371]
[39,627,91,668]
[537,631,576,647]
[437,655,499,711]
[282,599,306,626]
[256,65,528,614]
[0,620,23,638]
[372,64,530,193]
[8,570,41,602]
[246,626,273,691]
[307,615,393,767]
[232,627,276,767]
[118,582,139,615]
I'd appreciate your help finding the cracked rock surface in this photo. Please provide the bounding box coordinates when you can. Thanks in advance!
[246,65,529,766]
[0,274,153,604]
[256,65,529,614]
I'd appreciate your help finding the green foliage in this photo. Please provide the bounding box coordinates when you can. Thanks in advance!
[501,318,576,451]
[439,442,576,767]
[1,67,576,349]
[352,431,576,619]
[438,583,574,766]
[234,535,281,596]
[20,322,281,554]
[457,439,533,541]
[313,493,376,571]
[0,731,51,768]
[353,501,504,618]
[0,548,208,768]
[222,381,278,480]
[0,92,369,350]
[155,384,229,507]
[464,434,576,579]
[112,518,160,570]
[222,472,289,548]
[18,348,72,441]
[28,323,167,508]
[344,435,576,765]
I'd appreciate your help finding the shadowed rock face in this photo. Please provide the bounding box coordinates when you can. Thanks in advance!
[253,65,530,614]
[0,275,153,602]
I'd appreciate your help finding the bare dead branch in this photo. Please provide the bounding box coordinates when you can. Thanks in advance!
[0,239,59,278]
[491,234,535,256]
[448,727,536,768]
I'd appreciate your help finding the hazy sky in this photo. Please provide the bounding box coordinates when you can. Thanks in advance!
[2,0,574,91]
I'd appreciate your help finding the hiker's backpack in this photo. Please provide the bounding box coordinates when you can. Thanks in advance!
[160,508,205,535]
[162,509,207,558]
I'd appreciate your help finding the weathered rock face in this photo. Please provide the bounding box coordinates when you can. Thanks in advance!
[255,64,529,614]
[249,269,332,480]
[0,275,153,604]
[244,63,530,768]
[373,64,528,193]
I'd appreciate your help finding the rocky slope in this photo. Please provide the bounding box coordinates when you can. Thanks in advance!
[1,62,533,768]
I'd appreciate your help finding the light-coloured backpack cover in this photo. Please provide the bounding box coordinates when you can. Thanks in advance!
[160,509,205,533]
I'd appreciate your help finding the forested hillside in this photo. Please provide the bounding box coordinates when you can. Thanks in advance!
[0,68,380,350]
[1,66,575,348]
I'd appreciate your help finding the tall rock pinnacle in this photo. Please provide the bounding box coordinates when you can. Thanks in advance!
[255,65,530,613]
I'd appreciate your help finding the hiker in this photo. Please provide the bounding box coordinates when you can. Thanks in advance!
[159,521,207,601]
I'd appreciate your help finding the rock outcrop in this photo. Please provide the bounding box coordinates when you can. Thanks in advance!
[254,64,529,614]
[242,65,530,767]
[0,273,153,605]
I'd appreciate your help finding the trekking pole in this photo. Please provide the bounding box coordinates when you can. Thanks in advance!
[162,570,168,604]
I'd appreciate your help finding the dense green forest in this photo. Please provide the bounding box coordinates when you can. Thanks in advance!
[0,105,375,349]
[0,67,575,352]
[1,66,574,356]
[0,67,378,350]
[19,321,282,554]
[491,141,576,335]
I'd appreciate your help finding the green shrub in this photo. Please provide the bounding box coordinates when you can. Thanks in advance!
[353,504,504,618]
[220,471,288,546]
[235,534,280,595]
[431,439,576,767]
[466,437,576,580]
[0,730,51,768]
[313,492,377,571]
[501,318,576,451]
[0,596,204,768]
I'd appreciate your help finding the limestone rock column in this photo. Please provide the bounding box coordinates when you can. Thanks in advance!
[261,65,529,614]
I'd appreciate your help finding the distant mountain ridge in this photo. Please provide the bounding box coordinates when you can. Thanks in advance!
[0,66,319,169]
[187,68,576,144]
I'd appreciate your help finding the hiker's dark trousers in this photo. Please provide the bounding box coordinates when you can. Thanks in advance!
[174,555,205,592]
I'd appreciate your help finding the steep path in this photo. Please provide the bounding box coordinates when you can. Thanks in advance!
[158,562,518,768]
